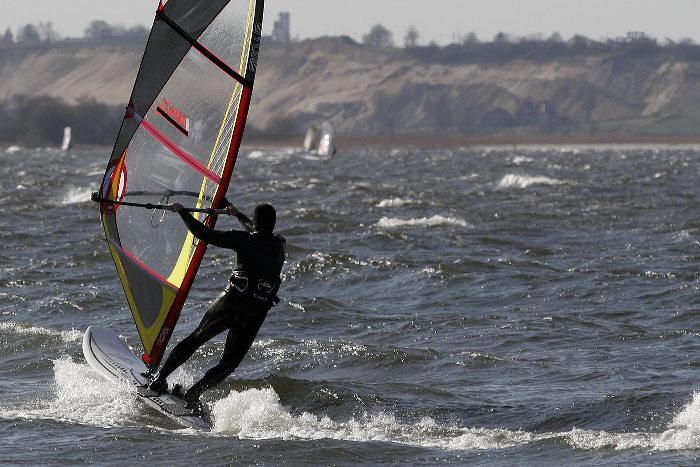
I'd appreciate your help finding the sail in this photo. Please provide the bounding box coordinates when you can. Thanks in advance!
[96,0,264,370]
[317,121,336,157]
[303,121,336,157]
[303,124,320,152]
[61,127,72,152]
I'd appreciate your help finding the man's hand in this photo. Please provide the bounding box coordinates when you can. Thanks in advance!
[169,202,184,212]
[225,205,239,216]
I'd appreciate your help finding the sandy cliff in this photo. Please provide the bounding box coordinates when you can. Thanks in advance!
[2,38,700,137]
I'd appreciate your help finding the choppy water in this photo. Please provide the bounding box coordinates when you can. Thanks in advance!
[3,144,700,465]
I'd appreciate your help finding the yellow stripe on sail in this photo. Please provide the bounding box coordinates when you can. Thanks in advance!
[207,0,255,172]
[206,0,256,187]
[166,230,198,286]
[104,235,177,355]
[165,1,257,286]
[240,0,256,77]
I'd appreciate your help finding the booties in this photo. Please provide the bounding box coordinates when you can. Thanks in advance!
[148,375,168,394]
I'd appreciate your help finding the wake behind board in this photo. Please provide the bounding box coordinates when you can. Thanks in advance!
[82,325,211,431]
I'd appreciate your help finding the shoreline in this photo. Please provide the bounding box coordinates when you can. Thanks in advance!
[5,134,700,151]
[244,134,700,149]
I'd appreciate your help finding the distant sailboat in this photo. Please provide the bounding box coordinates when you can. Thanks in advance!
[303,120,336,157]
[317,121,336,157]
[61,127,72,152]
[303,124,320,152]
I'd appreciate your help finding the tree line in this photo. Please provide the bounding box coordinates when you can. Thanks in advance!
[1,21,148,47]
[404,33,700,64]
[359,25,700,63]
[0,96,122,147]
[5,18,699,53]
[0,95,302,147]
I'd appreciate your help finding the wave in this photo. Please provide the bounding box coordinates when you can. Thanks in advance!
[375,215,468,229]
[376,197,412,208]
[0,357,139,429]
[511,156,534,165]
[0,322,82,342]
[210,386,531,449]
[497,174,568,189]
[209,387,700,452]
[59,185,98,206]
[245,148,296,161]
[298,153,333,162]
[6,357,700,452]
[0,357,204,430]
[246,149,275,160]
[656,391,700,450]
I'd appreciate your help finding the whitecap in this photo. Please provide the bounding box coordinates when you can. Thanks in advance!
[512,156,534,165]
[376,197,412,208]
[60,185,98,206]
[375,215,468,229]
[211,387,534,450]
[564,427,655,450]
[0,322,82,342]
[246,148,296,161]
[497,174,567,189]
[247,150,267,159]
[656,391,700,450]
[0,357,138,428]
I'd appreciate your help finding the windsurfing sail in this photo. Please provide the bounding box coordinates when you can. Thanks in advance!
[61,126,72,152]
[317,121,336,157]
[304,121,336,157]
[95,0,265,371]
[303,124,320,152]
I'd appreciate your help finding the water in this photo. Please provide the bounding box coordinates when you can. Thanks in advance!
[2,144,700,465]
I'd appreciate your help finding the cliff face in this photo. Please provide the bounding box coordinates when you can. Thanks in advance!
[253,39,700,136]
[2,38,700,137]
[0,44,142,106]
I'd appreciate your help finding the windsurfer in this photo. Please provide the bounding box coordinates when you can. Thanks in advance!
[147,198,286,409]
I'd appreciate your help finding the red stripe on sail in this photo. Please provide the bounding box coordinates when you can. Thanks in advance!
[148,223,209,368]
[139,117,222,184]
[156,103,189,137]
[109,239,178,290]
[191,39,251,88]
[219,86,252,197]
[155,9,252,89]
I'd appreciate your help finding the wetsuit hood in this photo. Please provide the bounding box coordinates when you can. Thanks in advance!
[254,204,276,232]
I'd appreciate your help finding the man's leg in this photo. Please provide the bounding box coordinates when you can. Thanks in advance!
[149,289,233,392]
[184,308,268,401]
[148,333,209,392]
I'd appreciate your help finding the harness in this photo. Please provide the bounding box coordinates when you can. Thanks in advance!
[229,271,281,309]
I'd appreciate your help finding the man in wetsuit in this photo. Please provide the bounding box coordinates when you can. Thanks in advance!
[147,198,285,408]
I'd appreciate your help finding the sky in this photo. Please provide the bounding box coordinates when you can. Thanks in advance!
[3,0,700,45]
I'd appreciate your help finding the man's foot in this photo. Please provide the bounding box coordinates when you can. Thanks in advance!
[183,389,203,414]
[148,376,167,394]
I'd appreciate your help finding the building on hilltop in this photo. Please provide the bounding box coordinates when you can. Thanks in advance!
[272,12,291,43]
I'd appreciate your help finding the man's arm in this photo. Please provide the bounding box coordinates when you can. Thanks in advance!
[219,197,255,233]
[219,196,233,210]
[235,212,255,232]
[169,202,244,248]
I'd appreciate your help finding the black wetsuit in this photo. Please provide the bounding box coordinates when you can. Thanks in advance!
[154,208,286,400]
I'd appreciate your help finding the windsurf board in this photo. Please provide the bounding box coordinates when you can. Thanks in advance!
[82,325,211,431]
